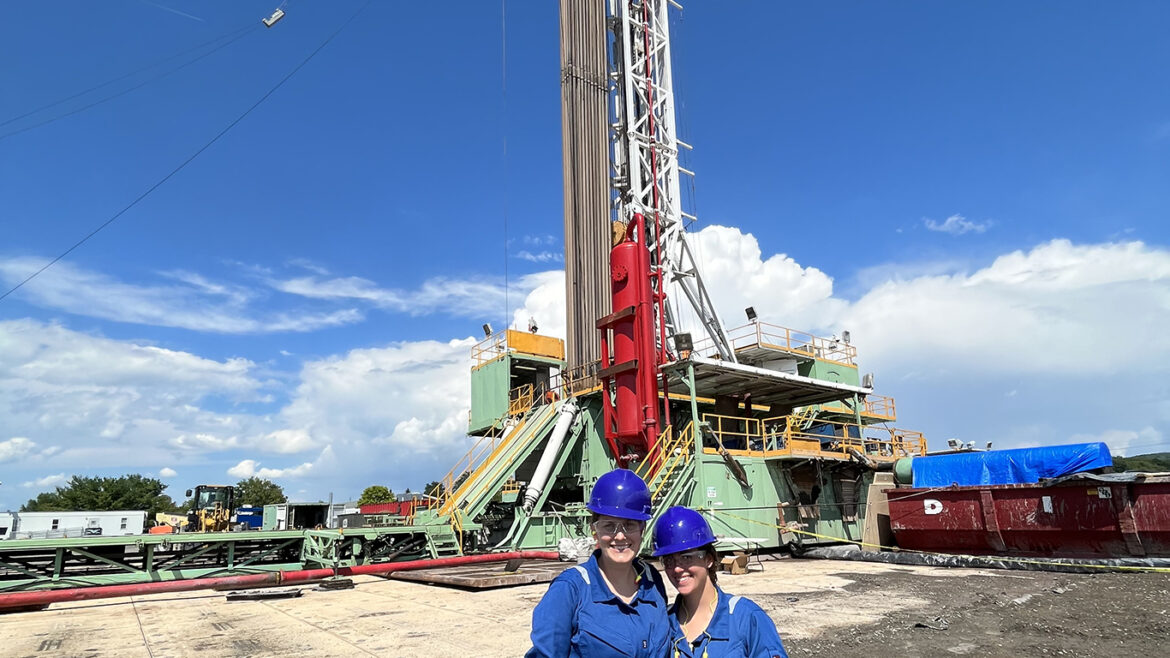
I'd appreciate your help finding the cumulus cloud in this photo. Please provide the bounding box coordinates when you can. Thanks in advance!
[0,437,36,463]
[0,258,363,334]
[226,446,334,480]
[1070,427,1164,458]
[512,271,568,339]
[841,239,1170,375]
[0,320,281,471]
[923,214,991,235]
[159,467,177,478]
[22,473,66,488]
[280,338,476,454]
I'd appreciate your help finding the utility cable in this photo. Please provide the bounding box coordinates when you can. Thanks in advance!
[501,0,510,327]
[0,25,259,142]
[0,0,372,304]
[0,22,256,130]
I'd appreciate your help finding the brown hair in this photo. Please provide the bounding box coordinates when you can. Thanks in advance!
[703,545,719,584]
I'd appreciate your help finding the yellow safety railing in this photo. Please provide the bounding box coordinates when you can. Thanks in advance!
[472,330,565,368]
[822,394,897,421]
[509,383,536,416]
[472,331,509,367]
[692,321,858,367]
[548,360,603,398]
[500,477,522,496]
[434,384,538,517]
[700,413,927,462]
[635,422,695,503]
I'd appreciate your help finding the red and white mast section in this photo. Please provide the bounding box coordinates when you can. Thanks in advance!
[607,0,734,363]
[598,0,735,464]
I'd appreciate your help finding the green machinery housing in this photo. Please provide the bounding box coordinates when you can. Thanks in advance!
[411,323,928,555]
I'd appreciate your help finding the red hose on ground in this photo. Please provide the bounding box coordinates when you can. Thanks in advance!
[0,551,560,612]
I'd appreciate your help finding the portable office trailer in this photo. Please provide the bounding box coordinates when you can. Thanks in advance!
[261,502,350,530]
[6,510,146,540]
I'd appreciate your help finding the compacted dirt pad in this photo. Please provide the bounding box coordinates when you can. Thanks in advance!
[782,567,1170,657]
[3,557,1167,657]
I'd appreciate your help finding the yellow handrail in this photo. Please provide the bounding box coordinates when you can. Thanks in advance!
[634,422,694,503]
[700,413,927,461]
[434,383,539,516]
[822,394,897,421]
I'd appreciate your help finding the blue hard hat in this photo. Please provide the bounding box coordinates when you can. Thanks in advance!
[652,506,716,556]
[587,469,652,521]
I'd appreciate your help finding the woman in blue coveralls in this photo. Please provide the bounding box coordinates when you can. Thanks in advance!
[652,507,789,658]
[526,469,670,657]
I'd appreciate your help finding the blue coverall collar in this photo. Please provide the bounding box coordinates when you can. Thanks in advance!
[668,587,733,655]
[584,550,662,606]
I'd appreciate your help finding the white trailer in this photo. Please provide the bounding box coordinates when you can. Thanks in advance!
[5,510,146,540]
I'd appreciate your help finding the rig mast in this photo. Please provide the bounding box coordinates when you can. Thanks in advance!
[606,0,735,363]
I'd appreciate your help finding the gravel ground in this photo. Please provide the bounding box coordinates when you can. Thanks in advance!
[782,566,1170,657]
[3,557,1167,657]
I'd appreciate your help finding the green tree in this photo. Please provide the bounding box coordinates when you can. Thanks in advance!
[20,474,180,519]
[1113,452,1170,473]
[357,485,396,506]
[423,481,443,498]
[234,477,287,507]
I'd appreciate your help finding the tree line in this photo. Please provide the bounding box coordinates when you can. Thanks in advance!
[19,475,288,518]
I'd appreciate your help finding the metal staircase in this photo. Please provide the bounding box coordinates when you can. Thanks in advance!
[635,422,697,552]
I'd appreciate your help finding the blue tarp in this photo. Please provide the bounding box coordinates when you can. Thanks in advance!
[910,442,1113,488]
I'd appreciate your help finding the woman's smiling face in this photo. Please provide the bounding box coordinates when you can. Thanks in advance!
[593,515,644,566]
[662,549,711,596]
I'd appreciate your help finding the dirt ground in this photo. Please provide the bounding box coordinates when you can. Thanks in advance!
[779,563,1170,657]
[2,557,1167,657]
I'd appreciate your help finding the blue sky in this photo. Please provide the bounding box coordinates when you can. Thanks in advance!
[2,1,1168,508]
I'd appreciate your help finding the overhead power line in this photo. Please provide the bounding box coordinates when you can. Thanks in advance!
[0,2,373,304]
[0,23,258,137]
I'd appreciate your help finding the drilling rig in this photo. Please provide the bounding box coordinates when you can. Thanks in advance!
[408,0,929,557]
[0,3,931,600]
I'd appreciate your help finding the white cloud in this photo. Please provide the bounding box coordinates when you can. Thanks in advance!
[21,473,66,488]
[270,271,551,320]
[226,446,334,480]
[512,271,567,338]
[279,338,475,454]
[0,258,363,334]
[0,320,282,471]
[841,239,1170,375]
[227,459,260,478]
[0,437,36,463]
[1071,428,1164,458]
[516,250,564,264]
[923,214,991,235]
[159,467,177,478]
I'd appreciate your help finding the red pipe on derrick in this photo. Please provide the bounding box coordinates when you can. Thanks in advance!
[0,550,559,612]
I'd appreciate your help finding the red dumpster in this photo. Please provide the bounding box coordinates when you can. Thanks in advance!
[885,476,1170,559]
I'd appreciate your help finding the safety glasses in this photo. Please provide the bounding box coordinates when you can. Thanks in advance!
[592,520,644,537]
[662,550,708,568]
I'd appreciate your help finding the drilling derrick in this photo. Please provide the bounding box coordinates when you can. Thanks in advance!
[606,0,735,364]
[418,0,929,559]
